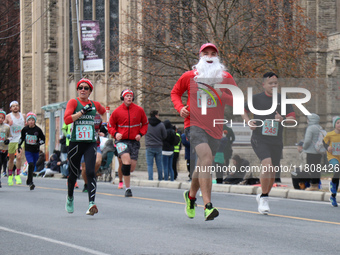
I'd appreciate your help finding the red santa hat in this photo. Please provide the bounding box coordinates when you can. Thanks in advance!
[77,78,93,91]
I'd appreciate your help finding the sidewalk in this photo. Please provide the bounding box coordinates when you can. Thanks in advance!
[97,170,333,203]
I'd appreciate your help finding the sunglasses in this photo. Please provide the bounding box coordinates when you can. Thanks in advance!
[78,86,90,91]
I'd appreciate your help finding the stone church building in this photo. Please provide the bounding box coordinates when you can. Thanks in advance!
[20,0,340,164]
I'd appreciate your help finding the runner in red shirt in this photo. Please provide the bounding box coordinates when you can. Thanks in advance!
[64,78,106,216]
[171,43,237,221]
[108,89,148,197]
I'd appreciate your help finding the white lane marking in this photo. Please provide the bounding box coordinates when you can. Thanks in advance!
[0,226,110,255]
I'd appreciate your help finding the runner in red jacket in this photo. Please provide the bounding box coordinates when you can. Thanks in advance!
[171,43,238,221]
[108,89,148,197]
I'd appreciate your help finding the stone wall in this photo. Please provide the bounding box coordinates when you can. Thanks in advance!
[21,0,33,114]
[21,0,340,155]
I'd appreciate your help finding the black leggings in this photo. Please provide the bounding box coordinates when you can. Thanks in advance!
[0,151,7,174]
[68,142,97,202]
[330,159,340,191]
[172,152,179,180]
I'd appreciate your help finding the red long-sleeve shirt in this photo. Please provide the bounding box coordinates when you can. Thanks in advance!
[64,98,106,125]
[108,103,148,140]
[171,70,237,139]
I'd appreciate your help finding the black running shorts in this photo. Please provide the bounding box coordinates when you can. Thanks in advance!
[251,137,283,166]
[185,126,220,156]
[115,140,140,160]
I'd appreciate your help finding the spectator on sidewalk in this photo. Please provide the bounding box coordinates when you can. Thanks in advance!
[145,110,167,181]
[214,128,235,184]
[181,132,194,180]
[291,141,309,190]
[35,150,46,173]
[162,120,180,181]
[224,154,249,184]
[37,150,61,177]
[303,113,323,191]
[172,126,181,180]
[214,134,229,184]
[59,135,68,178]
[223,126,235,168]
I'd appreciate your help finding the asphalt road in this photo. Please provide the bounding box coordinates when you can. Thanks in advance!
[1,177,339,255]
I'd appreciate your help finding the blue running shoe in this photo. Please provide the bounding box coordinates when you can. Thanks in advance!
[86,202,98,216]
[65,196,74,213]
[330,196,338,207]
[329,181,337,194]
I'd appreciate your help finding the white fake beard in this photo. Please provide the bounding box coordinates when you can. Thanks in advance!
[193,56,225,86]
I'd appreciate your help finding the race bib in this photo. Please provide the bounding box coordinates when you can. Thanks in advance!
[332,142,340,155]
[76,125,93,141]
[116,142,128,154]
[262,120,279,136]
[26,135,38,145]
[11,125,22,134]
[0,133,5,143]
[197,90,216,108]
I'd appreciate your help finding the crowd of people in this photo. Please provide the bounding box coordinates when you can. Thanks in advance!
[1,42,339,221]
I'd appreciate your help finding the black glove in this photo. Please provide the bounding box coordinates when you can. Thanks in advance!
[18,147,22,153]
[4,139,9,145]
[81,104,93,115]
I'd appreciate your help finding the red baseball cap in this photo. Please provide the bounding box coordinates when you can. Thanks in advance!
[199,43,218,54]
[77,78,93,91]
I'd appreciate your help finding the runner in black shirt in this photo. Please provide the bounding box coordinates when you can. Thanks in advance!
[18,112,45,190]
[243,72,296,214]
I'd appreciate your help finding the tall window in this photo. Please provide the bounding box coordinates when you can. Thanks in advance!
[69,0,119,72]
[110,0,119,72]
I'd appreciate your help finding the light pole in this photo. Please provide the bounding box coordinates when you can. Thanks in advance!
[71,0,83,82]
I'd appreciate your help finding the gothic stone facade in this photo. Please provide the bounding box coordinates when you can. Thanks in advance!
[21,0,340,163]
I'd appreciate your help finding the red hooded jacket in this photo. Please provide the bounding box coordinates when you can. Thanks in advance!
[108,103,148,140]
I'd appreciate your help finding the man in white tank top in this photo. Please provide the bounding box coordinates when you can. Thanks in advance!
[5,101,25,186]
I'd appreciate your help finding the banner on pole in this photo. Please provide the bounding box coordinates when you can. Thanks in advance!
[80,20,104,72]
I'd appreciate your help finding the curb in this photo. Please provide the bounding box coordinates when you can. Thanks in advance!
[127,179,332,203]
[51,173,331,203]
[287,189,324,201]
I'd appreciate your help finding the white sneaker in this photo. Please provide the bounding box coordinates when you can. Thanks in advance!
[256,194,270,215]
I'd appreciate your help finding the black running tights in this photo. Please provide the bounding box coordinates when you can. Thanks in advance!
[68,142,97,202]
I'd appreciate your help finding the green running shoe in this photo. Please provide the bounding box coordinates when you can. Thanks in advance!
[183,190,196,219]
[65,196,74,213]
[86,202,98,216]
[15,175,22,185]
[8,175,13,186]
[204,203,219,221]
